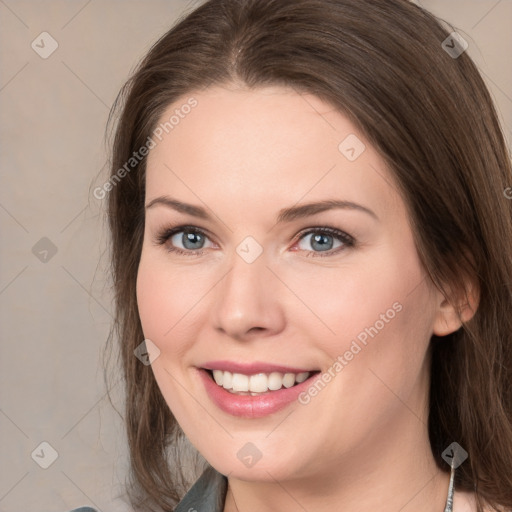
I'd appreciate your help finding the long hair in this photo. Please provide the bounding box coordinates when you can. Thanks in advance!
[104,0,512,510]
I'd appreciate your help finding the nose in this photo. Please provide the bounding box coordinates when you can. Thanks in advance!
[212,250,286,342]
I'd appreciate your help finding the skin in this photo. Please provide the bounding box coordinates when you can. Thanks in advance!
[136,84,479,512]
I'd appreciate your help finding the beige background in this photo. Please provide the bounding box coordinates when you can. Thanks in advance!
[0,1,510,511]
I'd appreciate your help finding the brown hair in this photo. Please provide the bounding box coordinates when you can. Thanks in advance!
[104,0,512,510]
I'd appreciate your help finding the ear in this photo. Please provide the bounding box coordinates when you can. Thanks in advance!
[432,280,479,337]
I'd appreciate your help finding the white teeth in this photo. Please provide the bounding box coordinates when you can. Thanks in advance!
[222,371,233,390]
[213,370,223,386]
[249,373,268,393]
[268,372,283,391]
[209,369,312,393]
[282,373,296,388]
[232,373,249,392]
[295,372,309,383]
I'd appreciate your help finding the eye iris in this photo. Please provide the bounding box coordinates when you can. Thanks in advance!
[311,233,333,251]
[183,231,204,250]
[170,229,343,253]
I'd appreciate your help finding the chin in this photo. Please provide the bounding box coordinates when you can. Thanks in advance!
[201,440,310,482]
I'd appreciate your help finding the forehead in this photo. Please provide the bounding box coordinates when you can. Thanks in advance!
[144,84,403,221]
[148,84,346,170]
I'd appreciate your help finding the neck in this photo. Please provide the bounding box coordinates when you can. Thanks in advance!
[223,399,451,512]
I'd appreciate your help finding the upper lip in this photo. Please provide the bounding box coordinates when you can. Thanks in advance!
[200,360,318,375]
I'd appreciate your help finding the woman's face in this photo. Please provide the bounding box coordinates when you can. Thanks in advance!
[136,84,452,483]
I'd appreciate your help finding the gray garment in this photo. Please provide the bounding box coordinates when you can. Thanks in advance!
[68,466,227,512]
[175,465,227,512]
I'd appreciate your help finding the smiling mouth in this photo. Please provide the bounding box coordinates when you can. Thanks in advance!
[204,369,321,396]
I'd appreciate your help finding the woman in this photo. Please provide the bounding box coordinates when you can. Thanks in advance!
[79,0,512,510]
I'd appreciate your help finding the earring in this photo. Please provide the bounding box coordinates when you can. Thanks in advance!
[444,459,456,512]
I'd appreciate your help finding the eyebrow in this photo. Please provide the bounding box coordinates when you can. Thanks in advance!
[145,196,378,222]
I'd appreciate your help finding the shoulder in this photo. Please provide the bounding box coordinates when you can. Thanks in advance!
[453,489,504,512]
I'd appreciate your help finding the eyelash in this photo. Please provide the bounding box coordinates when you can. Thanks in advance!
[154,224,355,258]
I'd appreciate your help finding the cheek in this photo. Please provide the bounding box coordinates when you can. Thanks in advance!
[284,240,436,420]
[280,244,429,358]
[136,258,171,341]
[136,253,203,418]
[310,252,435,423]
[136,251,208,353]
[136,262,190,399]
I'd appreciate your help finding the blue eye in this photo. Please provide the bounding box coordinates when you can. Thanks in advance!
[154,225,354,257]
[155,226,213,256]
[294,227,354,257]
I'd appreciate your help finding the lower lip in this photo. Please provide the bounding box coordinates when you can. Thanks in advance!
[197,368,319,419]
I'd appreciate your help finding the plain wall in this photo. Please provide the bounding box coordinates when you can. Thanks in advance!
[0,1,510,511]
